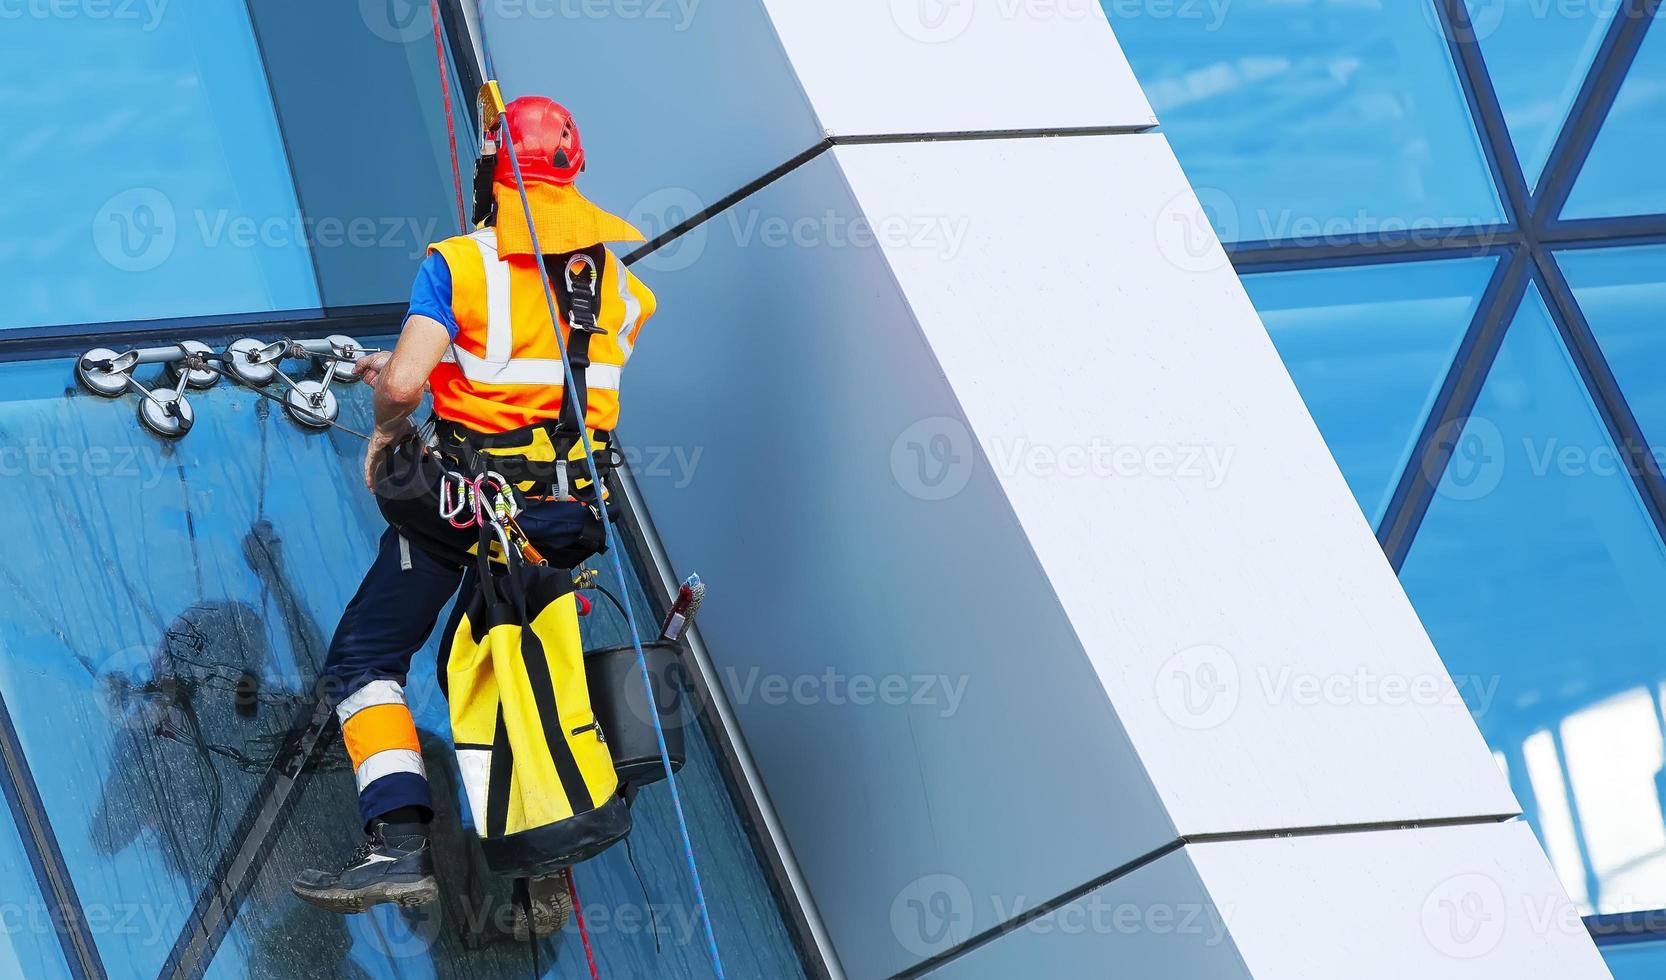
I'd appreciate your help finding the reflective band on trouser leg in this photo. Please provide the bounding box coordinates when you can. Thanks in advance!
[337,679,431,825]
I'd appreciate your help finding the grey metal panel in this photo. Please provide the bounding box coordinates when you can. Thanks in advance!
[476,0,823,237]
[830,134,1521,834]
[759,0,1157,136]
[927,846,1250,980]
[622,151,1175,980]
[937,823,1606,979]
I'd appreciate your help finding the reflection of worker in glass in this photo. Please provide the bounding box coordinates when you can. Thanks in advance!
[292,88,654,917]
[92,521,567,974]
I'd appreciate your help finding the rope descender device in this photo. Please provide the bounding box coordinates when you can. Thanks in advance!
[75,335,380,438]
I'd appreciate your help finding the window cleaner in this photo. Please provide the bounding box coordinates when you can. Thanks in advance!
[289,84,661,929]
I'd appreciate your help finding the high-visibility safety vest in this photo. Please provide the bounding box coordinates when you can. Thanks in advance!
[427,228,656,435]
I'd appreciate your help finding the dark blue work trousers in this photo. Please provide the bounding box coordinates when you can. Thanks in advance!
[323,501,591,825]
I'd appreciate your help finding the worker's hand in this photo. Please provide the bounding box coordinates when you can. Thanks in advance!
[364,419,414,493]
[355,351,394,388]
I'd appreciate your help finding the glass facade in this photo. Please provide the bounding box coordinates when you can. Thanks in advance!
[1242,256,1495,525]
[0,5,803,979]
[1565,17,1666,219]
[1112,0,1503,244]
[0,0,319,331]
[0,360,802,979]
[1466,0,1615,191]
[1111,0,1666,971]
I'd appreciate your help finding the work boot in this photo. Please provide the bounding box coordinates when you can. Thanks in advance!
[291,821,439,914]
[511,873,573,941]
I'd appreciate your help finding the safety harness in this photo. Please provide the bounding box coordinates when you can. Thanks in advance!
[429,250,625,506]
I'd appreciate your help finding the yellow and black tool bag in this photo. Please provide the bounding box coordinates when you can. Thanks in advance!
[444,522,631,877]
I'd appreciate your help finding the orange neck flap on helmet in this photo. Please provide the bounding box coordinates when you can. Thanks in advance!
[491,182,644,258]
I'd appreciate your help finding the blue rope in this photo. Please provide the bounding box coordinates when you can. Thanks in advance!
[498,123,728,979]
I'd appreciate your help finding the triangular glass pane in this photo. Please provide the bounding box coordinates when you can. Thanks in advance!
[1564,11,1666,218]
[1465,0,1616,191]
[1242,256,1496,528]
[1400,283,1666,916]
[1560,245,1666,452]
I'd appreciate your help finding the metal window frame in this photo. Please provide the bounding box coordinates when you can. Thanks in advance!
[1230,0,1666,565]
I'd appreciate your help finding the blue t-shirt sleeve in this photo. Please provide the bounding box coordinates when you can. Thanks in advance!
[405,251,460,339]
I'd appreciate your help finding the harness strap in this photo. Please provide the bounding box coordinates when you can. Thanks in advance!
[548,248,604,501]
[431,417,619,503]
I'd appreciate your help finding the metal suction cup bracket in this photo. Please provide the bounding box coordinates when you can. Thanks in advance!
[284,380,339,429]
[138,389,194,438]
[163,341,220,390]
[224,338,286,387]
[76,348,136,398]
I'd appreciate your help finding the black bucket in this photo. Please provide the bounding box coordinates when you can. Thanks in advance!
[585,641,687,786]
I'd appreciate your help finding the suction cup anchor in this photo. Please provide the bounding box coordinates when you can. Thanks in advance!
[138,389,194,439]
[224,338,284,387]
[285,380,339,429]
[76,348,137,398]
[327,335,367,383]
[163,340,220,390]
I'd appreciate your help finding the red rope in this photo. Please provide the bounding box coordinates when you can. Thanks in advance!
[567,868,602,980]
[430,0,467,233]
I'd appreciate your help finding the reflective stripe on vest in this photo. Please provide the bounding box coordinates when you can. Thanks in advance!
[440,347,624,390]
[427,228,652,434]
[437,232,622,388]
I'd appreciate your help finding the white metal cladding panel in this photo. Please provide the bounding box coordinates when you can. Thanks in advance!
[479,0,822,238]
[759,0,1156,136]
[1189,822,1607,979]
[830,134,1521,833]
[621,151,1176,980]
[936,822,1604,979]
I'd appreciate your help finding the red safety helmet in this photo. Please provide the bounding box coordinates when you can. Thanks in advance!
[493,96,585,187]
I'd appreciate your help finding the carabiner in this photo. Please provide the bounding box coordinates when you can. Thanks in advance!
[440,471,478,528]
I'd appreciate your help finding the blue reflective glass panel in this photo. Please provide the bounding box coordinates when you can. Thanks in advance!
[0,807,71,979]
[1564,9,1666,219]
[1465,0,1614,190]
[1105,0,1503,243]
[1242,256,1495,527]
[0,360,385,976]
[243,1,473,308]
[0,358,801,977]
[1606,939,1666,979]
[1400,284,1666,915]
[1559,245,1666,455]
[0,1,320,331]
